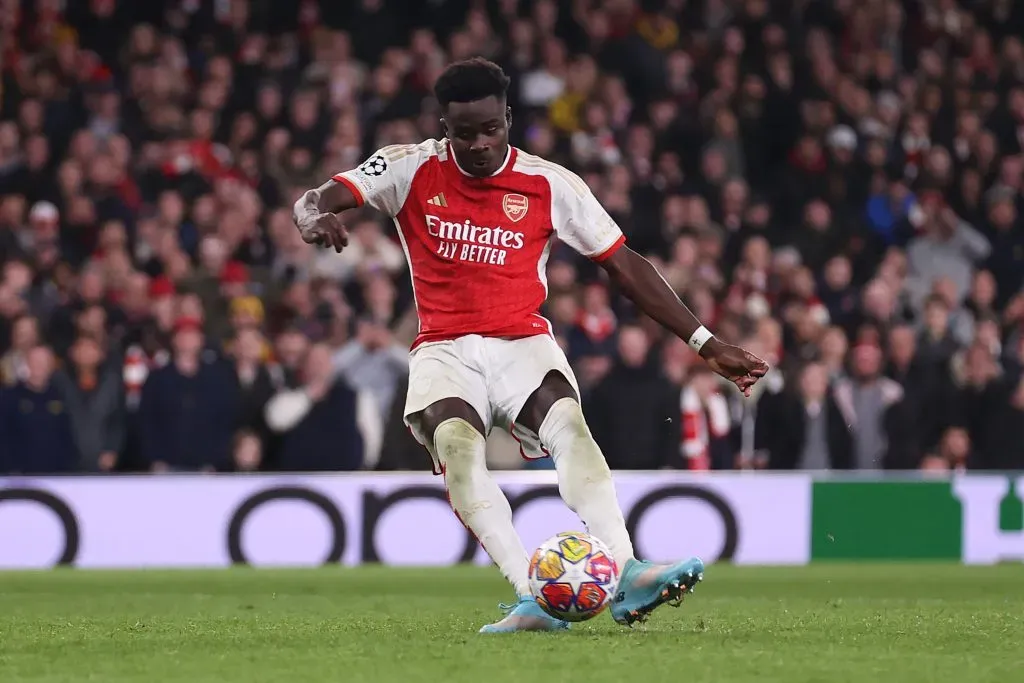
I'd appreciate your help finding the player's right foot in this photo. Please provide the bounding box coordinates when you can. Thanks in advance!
[478,597,570,633]
[610,557,704,626]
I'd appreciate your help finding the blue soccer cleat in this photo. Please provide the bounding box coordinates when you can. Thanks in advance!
[609,556,704,626]
[478,596,571,634]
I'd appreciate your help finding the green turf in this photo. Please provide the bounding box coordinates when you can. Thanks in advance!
[0,565,1022,683]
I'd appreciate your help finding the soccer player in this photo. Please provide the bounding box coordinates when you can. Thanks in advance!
[294,58,768,632]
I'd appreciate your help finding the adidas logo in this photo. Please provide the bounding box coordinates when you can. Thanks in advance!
[426,192,448,207]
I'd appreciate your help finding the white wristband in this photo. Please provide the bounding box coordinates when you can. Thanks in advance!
[687,326,714,353]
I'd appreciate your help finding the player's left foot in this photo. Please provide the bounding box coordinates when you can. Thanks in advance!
[478,596,570,634]
[610,557,704,626]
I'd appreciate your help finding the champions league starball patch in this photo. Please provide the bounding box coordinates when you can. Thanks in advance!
[359,154,388,177]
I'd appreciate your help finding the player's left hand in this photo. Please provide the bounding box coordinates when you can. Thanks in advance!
[700,339,769,397]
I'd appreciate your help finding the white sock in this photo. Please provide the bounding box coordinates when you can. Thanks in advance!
[539,397,636,567]
[435,417,531,597]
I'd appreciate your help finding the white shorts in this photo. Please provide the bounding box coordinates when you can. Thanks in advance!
[403,334,581,474]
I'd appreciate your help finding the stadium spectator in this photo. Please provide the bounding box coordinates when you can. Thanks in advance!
[332,316,408,419]
[983,187,1024,309]
[887,323,947,449]
[758,361,853,471]
[974,374,1024,470]
[0,345,77,474]
[678,363,732,471]
[232,428,263,473]
[833,342,918,470]
[921,426,973,473]
[265,342,365,471]
[917,293,965,374]
[272,326,310,388]
[138,317,239,472]
[52,333,125,472]
[0,313,38,386]
[905,197,991,314]
[585,324,677,470]
[228,325,279,442]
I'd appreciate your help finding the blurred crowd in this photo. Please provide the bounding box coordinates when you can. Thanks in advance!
[1,0,1024,475]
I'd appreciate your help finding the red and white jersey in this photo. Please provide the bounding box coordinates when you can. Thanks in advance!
[333,139,626,349]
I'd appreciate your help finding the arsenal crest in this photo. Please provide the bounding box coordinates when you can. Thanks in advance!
[502,193,529,222]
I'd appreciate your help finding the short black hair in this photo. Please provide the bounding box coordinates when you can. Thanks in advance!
[434,58,510,109]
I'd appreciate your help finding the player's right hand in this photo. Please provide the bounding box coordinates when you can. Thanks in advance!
[299,212,349,253]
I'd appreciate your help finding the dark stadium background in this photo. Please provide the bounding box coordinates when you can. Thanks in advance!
[2,0,1024,476]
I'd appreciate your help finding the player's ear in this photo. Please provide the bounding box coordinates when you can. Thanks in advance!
[440,117,449,140]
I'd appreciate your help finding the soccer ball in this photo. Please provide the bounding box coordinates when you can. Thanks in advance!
[528,531,619,622]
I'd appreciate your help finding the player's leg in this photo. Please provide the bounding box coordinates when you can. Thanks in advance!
[516,371,635,564]
[413,398,531,596]
[412,399,568,634]
[404,342,566,633]
[516,368,704,627]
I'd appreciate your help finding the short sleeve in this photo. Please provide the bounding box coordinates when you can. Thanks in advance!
[549,167,626,262]
[332,143,429,217]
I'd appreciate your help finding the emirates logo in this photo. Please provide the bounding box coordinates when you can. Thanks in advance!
[502,193,529,223]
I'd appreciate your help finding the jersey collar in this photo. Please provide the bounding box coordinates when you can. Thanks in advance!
[450,143,512,178]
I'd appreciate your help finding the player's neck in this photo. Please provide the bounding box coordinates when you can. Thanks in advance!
[451,144,512,178]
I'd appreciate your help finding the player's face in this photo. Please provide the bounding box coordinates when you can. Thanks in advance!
[442,96,510,177]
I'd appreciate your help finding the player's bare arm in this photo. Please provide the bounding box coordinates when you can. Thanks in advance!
[600,246,769,395]
[292,179,357,253]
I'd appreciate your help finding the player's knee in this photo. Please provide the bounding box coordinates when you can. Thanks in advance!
[433,417,485,485]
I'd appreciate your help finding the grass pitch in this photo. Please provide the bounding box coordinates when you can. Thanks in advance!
[0,564,1021,683]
